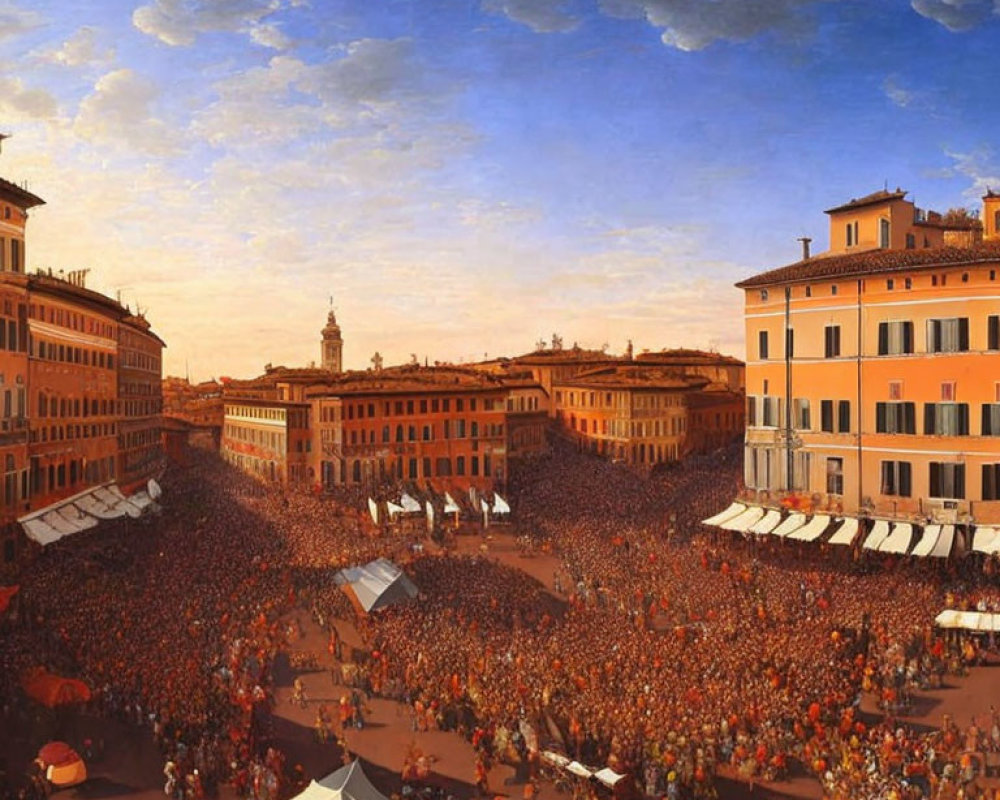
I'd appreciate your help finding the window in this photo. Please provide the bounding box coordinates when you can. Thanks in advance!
[905,234,915,250]
[880,461,912,496]
[760,396,781,427]
[983,464,1000,501]
[923,403,970,435]
[793,398,811,430]
[982,404,1000,435]
[846,222,855,247]
[926,318,969,353]
[941,382,955,402]
[456,456,465,476]
[929,462,965,499]
[826,457,844,495]
[831,284,838,295]
[805,286,812,297]
[904,277,912,289]
[821,400,834,433]
[824,325,841,358]
[760,290,769,301]
[879,218,890,248]
[877,321,914,355]
[746,396,757,427]
[785,328,794,358]
[837,400,851,433]
[875,402,916,434]
[989,316,999,351]
[887,279,895,290]
[758,330,769,360]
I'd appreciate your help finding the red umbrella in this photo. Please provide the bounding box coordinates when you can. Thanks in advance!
[37,741,77,767]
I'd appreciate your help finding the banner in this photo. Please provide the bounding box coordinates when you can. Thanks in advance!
[368,498,379,525]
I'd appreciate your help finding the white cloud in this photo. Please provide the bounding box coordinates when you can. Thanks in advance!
[883,75,914,108]
[940,148,1000,202]
[482,0,580,32]
[0,68,58,120]
[0,2,43,42]
[910,0,998,32]
[73,69,179,155]
[597,0,825,50]
[40,26,115,67]
[132,0,285,46]
[249,21,291,49]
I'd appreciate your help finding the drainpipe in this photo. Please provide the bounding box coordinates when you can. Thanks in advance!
[785,286,793,494]
[857,279,864,517]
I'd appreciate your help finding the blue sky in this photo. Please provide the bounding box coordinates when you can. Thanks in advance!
[1,0,999,379]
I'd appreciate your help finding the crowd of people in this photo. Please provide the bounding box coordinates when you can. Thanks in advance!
[2,438,1000,800]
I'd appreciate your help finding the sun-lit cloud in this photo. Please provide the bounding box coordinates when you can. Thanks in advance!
[910,0,998,32]
[482,0,580,33]
[0,2,43,43]
[38,26,115,67]
[132,0,288,46]
[0,72,59,120]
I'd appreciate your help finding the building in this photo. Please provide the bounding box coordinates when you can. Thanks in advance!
[737,187,1000,530]
[321,308,344,373]
[552,365,744,470]
[0,163,165,567]
[220,397,311,485]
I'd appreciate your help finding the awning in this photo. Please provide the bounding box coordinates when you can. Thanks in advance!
[399,493,422,513]
[493,493,511,514]
[593,768,625,788]
[720,505,765,532]
[862,520,891,550]
[929,524,955,558]
[702,502,746,527]
[443,493,461,514]
[934,610,1000,632]
[972,527,1000,554]
[789,514,831,542]
[385,502,404,517]
[565,762,593,779]
[19,483,152,546]
[911,524,940,557]
[879,522,913,555]
[771,512,807,537]
[749,508,782,534]
[828,517,860,546]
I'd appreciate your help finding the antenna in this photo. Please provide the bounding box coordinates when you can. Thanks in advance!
[0,133,8,154]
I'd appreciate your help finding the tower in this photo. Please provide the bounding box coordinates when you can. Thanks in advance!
[984,189,1000,241]
[321,308,343,373]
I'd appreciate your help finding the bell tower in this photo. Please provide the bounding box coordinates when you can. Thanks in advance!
[321,305,343,373]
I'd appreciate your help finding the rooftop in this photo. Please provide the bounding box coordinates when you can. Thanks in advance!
[634,348,744,366]
[557,365,711,391]
[824,188,908,215]
[0,175,45,209]
[736,240,1000,289]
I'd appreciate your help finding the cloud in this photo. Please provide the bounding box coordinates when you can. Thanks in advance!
[910,0,998,32]
[0,2,43,42]
[0,71,58,120]
[73,69,179,155]
[132,0,285,46]
[482,0,580,32]
[939,148,1000,202]
[248,21,291,49]
[40,26,115,67]
[597,0,825,50]
[883,75,914,108]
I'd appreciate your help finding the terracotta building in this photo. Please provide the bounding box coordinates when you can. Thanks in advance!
[736,187,1000,537]
[220,397,311,485]
[118,313,165,491]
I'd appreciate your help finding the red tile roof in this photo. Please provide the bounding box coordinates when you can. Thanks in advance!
[824,188,907,214]
[736,241,1000,289]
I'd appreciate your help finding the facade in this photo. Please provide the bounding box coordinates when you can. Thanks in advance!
[553,365,744,470]
[220,398,311,485]
[738,188,1000,526]
[0,167,165,567]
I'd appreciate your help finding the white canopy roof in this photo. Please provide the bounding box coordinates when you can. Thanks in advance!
[862,520,891,551]
[292,761,389,800]
[879,522,913,555]
[399,493,422,513]
[771,512,807,537]
[701,502,745,527]
[929,524,955,558]
[19,483,149,546]
[565,762,593,779]
[443,492,461,514]
[368,498,379,525]
[749,508,782,534]
[493,493,511,514]
[789,514,831,542]
[935,609,1000,632]
[828,517,859,546]
[720,505,764,532]
[385,502,404,517]
[334,558,418,613]
[972,527,1000,555]
[593,768,625,788]
[911,524,940,558]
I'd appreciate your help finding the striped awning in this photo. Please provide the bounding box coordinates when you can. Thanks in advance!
[862,520,891,550]
[929,524,956,558]
[828,517,860,546]
[879,522,914,554]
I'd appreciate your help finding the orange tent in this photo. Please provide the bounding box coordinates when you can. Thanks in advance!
[0,585,18,614]
[21,668,91,708]
[36,741,87,787]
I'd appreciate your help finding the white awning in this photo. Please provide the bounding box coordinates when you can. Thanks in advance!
[702,502,745,527]
[368,498,379,525]
[972,527,1000,554]
[593,768,625,788]
[21,517,64,546]
[443,492,461,514]
[938,610,1000,632]
[19,483,150,546]
[879,522,914,554]
[493,493,511,514]
[929,524,955,558]
[789,514,831,542]
[828,517,860,546]
[385,502,404,517]
[862,520,891,550]
[565,762,593,779]
[749,508,782,534]
[400,493,422,513]
[911,524,940,557]
[720,505,765,532]
[541,752,570,769]
[771,512,807,537]
[147,478,163,500]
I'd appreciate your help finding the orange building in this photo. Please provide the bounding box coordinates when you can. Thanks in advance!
[0,168,165,566]
[220,398,311,485]
[736,188,1000,540]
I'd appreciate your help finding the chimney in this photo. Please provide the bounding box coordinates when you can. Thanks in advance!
[797,237,812,261]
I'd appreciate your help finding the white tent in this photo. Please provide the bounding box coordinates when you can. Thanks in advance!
[400,493,422,513]
[972,527,1000,555]
[720,505,765,532]
[701,502,745,527]
[368,498,379,525]
[493,493,511,514]
[20,483,151,546]
[292,761,389,800]
[334,559,418,614]
[385,502,404,518]
[443,492,461,514]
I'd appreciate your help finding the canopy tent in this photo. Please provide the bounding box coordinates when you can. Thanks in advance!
[862,520,892,551]
[493,493,511,514]
[19,482,153,545]
[593,768,626,789]
[879,522,914,555]
[789,514,831,542]
[22,668,91,708]
[334,559,418,614]
[368,499,379,526]
[972,527,1000,555]
[701,502,746,527]
[443,493,461,514]
[292,760,389,800]
[771,512,807,538]
[935,609,1000,632]
[36,741,87,788]
[720,505,765,532]
[399,493,422,514]
[828,517,860,547]
[385,502,404,518]
[749,509,782,535]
